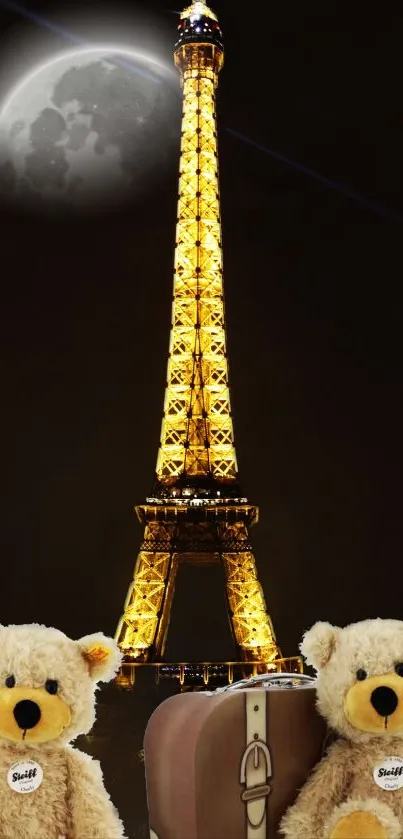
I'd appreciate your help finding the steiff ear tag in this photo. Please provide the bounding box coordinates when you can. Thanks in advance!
[373,756,403,790]
[7,759,43,794]
[84,643,110,664]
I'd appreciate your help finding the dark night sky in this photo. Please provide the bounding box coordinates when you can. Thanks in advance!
[0,0,402,660]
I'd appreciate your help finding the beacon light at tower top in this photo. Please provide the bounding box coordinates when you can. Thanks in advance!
[180,1,218,22]
[175,0,223,59]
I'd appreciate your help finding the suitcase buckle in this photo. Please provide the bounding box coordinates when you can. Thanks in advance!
[240,741,272,828]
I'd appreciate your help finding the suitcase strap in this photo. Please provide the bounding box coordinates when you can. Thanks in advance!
[240,690,271,839]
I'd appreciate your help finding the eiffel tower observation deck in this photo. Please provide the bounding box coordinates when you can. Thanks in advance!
[114,0,300,687]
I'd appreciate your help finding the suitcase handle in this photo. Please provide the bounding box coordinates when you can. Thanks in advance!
[216,672,315,693]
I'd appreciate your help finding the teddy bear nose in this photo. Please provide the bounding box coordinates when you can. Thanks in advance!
[13,699,41,730]
[370,685,398,717]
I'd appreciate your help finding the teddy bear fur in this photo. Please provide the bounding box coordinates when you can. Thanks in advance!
[0,622,125,839]
[280,618,403,839]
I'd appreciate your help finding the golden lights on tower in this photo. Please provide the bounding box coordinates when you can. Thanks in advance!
[156,6,232,481]
[115,0,280,667]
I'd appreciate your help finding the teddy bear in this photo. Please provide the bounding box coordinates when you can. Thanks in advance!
[280,618,403,839]
[0,622,126,839]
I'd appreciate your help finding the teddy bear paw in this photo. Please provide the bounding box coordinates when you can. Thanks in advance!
[329,811,387,839]
[325,798,401,839]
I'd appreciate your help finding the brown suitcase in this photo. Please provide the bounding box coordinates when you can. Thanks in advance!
[144,673,328,839]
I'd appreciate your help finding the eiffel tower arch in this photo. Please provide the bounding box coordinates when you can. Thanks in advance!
[115,1,285,674]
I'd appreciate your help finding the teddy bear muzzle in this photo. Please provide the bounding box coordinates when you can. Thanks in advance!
[344,672,403,734]
[0,685,71,743]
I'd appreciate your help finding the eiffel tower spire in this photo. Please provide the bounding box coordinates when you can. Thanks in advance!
[115,1,280,666]
[155,3,234,487]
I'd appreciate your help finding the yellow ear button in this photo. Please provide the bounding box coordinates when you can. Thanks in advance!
[84,644,111,663]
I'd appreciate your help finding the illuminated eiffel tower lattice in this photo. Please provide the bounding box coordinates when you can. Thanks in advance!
[115,0,282,668]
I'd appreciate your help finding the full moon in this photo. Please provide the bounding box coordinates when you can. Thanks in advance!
[0,47,180,214]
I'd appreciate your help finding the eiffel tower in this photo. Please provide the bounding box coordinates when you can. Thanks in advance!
[115,0,281,671]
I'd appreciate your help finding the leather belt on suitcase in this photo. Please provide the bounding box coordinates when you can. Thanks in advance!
[241,691,271,838]
[221,673,315,839]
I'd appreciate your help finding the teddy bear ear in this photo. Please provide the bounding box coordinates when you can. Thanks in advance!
[300,621,340,670]
[77,633,123,682]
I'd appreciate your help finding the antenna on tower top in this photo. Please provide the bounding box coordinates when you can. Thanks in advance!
[180,1,218,22]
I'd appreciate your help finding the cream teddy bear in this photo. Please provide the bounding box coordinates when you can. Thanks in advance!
[0,622,125,839]
[280,619,403,839]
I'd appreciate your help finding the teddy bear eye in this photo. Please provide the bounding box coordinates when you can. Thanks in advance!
[356,669,367,681]
[5,675,15,688]
[395,663,403,677]
[45,679,58,695]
